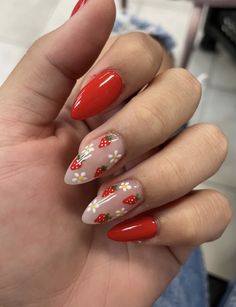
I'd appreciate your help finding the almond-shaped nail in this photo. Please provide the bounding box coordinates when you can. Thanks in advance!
[81,179,143,224]
[65,133,125,184]
[107,215,158,242]
[71,0,88,17]
[71,69,123,120]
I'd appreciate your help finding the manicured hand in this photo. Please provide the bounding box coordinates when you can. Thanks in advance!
[0,1,231,306]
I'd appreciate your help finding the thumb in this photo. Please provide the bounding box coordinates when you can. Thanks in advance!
[0,0,115,131]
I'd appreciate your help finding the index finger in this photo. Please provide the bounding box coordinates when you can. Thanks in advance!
[70,32,164,120]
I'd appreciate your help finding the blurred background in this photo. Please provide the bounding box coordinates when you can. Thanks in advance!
[0,0,235,298]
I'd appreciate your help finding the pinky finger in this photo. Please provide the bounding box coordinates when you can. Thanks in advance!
[107,190,232,245]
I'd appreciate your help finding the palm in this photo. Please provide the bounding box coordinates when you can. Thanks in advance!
[0,117,181,306]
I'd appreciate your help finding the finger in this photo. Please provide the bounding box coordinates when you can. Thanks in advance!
[64,35,173,132]
[70,32,164,120]
[64,68,201,184]
[59,35,121,133]
[84,37,173,132]
[80,123,228,224]
[0,0,115,129]
[107,190,232,244]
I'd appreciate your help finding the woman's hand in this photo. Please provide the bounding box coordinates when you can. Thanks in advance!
[0,1,231,306]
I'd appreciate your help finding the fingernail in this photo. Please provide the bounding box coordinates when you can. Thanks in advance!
[107,215,158,242]
[65,133,125,184]
[71,0,88,17]
[82,179,143,224]
[71,69,123,120]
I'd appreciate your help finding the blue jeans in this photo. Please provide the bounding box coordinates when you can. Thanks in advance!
[153,248,236,307]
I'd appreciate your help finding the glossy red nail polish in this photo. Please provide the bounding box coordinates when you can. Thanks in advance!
[71,0,88,17]
[71,69,123,120]
[107,215,158,242]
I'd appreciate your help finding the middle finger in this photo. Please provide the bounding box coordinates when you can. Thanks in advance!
[65,68,201,184]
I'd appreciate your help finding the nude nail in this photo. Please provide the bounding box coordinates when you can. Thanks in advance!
[82,179,143,224]
[64,133,125,185]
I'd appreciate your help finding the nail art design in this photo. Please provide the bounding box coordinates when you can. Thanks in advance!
[71,172,88,184]
[71,69,123,120]
[82,179,143,224]
[107,215,158,242]
[65,133,125,185]
[123,194,142,205]
[70,158,83,171]
[86,199,100,213]
[108,150,123,164]
[102,185,118,197]
[94,213,112,224]
[71,0,88,17]
[119,182,132,191]
[115,208,128,217]
[99,135,114,148]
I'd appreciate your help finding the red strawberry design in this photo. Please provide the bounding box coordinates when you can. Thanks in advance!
[94,213,112,224]
[98,135,114,148]
[102,185,117,197]
[70,155,83,170]
[94,165,107,177]
[123,194,141,205]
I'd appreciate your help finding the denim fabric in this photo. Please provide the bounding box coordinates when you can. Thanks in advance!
[112,13,175,51]
[219,278,236,307]
[152,248,209,307]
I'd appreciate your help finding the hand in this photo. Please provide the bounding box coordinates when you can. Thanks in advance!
[0,1,231,306]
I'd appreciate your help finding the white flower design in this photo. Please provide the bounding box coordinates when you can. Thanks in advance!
[80,144,94,158]
[115,208,127,217]
[119,182,132,192]
[86,198,99,213]
[108,150,122,164]
[72,172,87,183]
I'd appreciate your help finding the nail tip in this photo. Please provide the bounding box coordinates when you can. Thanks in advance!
[64,170,72,185]
[81,213,94,225]
[64,169,79,185]
[64,166,95,185]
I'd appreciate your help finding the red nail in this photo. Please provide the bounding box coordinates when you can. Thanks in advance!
[71,69,123,120]
[71,0,88,17]
[107,215,158,242]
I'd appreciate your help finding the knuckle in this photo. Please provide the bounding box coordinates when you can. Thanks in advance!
[222,198,232,225]
[184,221,199,245]
[125,31,153,47]
[167,68,202,98]
[136,102,168,138]
[161,156,188,192]
[119,32,162,70]
[209,190,232,226]
[180,190,231,246]
[200,124,228,158]
[196,190,232,241]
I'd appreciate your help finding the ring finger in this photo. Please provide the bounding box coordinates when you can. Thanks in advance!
[80,123,228,224]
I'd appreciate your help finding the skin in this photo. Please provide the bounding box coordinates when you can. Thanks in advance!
[0,0,232,306]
